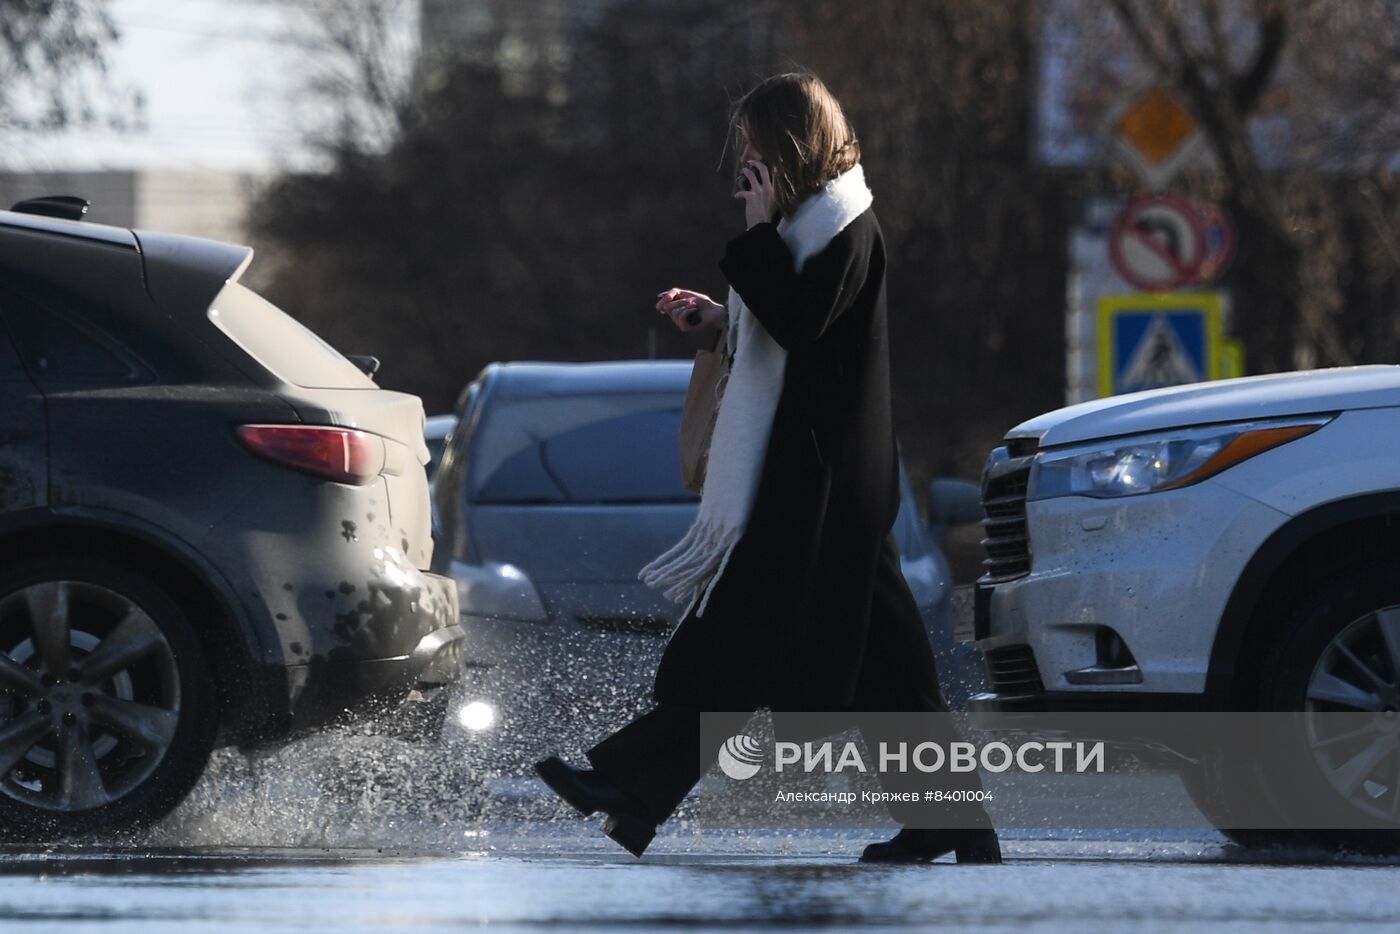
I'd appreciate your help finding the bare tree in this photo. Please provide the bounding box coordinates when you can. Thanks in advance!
[1285,0,1400,171]
[0,0,125,133]
[250,0,791,410]
[263,0,420,155]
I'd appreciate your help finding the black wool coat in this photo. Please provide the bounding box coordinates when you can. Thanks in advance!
[652,207,915,715]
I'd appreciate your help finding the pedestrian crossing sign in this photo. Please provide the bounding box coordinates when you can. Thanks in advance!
[1097,292,1228,397]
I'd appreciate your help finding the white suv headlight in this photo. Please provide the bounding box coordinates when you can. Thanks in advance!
[1029,417,1331,501]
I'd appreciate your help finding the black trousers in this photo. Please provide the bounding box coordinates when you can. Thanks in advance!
[587,531,991,828]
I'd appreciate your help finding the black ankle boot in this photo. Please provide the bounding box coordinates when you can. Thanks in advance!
[535,756,637,817]
[601,811,657,859]
[953,828,1003,864]
[534,756,658,858]
[860,827,1003,864]
[860,828,957,863]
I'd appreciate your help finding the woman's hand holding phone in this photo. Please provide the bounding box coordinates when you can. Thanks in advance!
[734,159,778,229]
[656,289,725,332]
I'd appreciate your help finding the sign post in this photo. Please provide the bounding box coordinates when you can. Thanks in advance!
[1062,86,1243,404]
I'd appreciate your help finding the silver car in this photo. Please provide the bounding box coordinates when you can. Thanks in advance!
[431,360,982,767]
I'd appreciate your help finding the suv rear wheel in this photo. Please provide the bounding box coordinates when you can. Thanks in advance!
[0,557,216,839]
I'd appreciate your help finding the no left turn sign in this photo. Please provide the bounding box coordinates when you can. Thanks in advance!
[1109,194,1207,291]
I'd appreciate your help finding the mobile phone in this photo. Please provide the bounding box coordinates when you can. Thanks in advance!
[735,160,763,192]
[659,290,704,327]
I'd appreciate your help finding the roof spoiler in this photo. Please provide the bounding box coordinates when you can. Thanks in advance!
[11,196,89,221]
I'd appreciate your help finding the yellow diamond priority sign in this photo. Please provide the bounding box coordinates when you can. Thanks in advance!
[1119,86,1195,164]
[1110,84,1202,188]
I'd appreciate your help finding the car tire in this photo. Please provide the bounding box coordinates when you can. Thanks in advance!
[1178,749,1290,851]
[0,556,218,840]
[1185,560,1400,854]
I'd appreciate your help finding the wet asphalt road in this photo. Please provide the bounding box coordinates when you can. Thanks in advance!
[0,716,1396,931]
[4,825,1400,931]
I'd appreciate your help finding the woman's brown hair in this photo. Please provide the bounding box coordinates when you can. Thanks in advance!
[729,72,861,217]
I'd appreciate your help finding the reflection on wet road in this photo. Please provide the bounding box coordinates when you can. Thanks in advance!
[0,711,1396,932]
[2,828,1400,932]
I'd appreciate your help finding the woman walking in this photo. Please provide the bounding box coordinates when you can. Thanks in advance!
[536,72,1000,864]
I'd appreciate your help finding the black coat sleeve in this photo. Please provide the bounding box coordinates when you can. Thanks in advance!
[717,218,870,352]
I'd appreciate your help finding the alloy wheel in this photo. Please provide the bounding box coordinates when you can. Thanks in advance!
[1304,605,1400,823]
[0,581,181,813]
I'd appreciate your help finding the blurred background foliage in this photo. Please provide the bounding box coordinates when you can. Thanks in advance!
[0,0,139,131]
[240,0,1400,512]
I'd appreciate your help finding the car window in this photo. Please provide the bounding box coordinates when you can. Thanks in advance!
[470,392,696,504]
[207,281,375,389]
[0,290,146,386]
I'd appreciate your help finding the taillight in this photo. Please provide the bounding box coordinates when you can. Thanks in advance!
[237,425,386,485]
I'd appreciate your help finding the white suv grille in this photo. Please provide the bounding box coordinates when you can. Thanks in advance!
[980,444,1034,582]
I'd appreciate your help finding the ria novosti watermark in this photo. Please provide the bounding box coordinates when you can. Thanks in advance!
[718,733,1104,781]
[699,711,1400,830]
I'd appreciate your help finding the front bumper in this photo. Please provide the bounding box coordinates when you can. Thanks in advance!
[975,481,1287,696]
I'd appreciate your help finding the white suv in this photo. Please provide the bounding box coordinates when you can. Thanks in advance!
[972,365,1400,847]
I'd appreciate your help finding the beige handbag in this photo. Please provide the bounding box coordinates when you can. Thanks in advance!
[679,325,730,494]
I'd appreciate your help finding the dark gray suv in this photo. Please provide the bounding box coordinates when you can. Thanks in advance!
[0,202,463,838]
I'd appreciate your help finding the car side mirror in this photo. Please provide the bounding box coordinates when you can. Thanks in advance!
[927,478,984,529]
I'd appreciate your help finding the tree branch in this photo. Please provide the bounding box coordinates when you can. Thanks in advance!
[1357,178,1400,272]
[1161,6,1213,101]
[1107,0,1173,73]
[1233,0,1287,115]
[1202,0,1233,91]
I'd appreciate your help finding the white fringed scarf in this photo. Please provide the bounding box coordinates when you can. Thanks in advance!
[638,164,874,619]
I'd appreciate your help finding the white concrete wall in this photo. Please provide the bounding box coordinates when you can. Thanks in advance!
[134,171,259,244]
[0,170,262,244]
